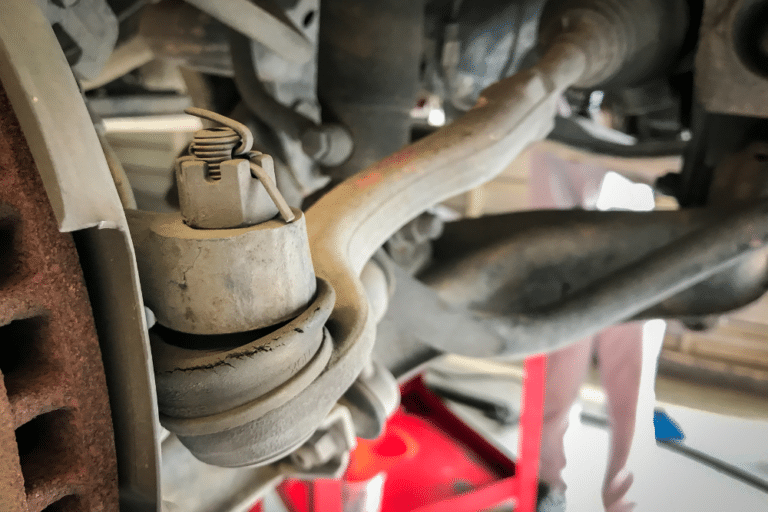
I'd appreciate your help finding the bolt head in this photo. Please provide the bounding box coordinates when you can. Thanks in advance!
[301,128,330,160]
[403,214,444,243]
[416,214,444,240]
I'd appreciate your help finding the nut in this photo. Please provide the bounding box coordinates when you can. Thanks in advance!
[402,213,444,244]
[301,125,354,166]
[177,158,279,229]
[290,430,343,470]
[301,127,330,160]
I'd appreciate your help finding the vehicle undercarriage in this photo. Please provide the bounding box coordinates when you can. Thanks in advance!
[0,0,767,510]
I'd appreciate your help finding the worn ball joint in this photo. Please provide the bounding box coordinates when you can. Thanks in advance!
[177,107,295,229]
[127,110,333,467]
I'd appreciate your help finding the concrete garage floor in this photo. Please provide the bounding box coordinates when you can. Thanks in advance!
[427,356,768,511]
[559,403,768,511]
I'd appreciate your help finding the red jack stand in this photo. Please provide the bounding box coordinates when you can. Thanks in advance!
[276,355,547,512]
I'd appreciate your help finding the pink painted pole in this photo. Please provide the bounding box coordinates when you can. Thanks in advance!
[515,355,547,512]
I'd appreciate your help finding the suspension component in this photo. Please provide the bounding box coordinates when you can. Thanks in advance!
[150,280,335,467]
[177,107,294,229]
[128,207,316,335]
[125,107,330,466]
[127,199,324,465]
[538,0,690,89]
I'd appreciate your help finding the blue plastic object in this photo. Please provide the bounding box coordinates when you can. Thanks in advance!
[654,409,685,442]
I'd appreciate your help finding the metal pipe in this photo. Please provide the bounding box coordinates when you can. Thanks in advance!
[183,0,313,64]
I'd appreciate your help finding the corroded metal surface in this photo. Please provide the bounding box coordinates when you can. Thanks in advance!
[0,86,118,511]
[0,377,25,512]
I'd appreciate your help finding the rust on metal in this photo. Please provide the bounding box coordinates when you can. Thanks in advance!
[0,85,118,511]
[0,377,25,512]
